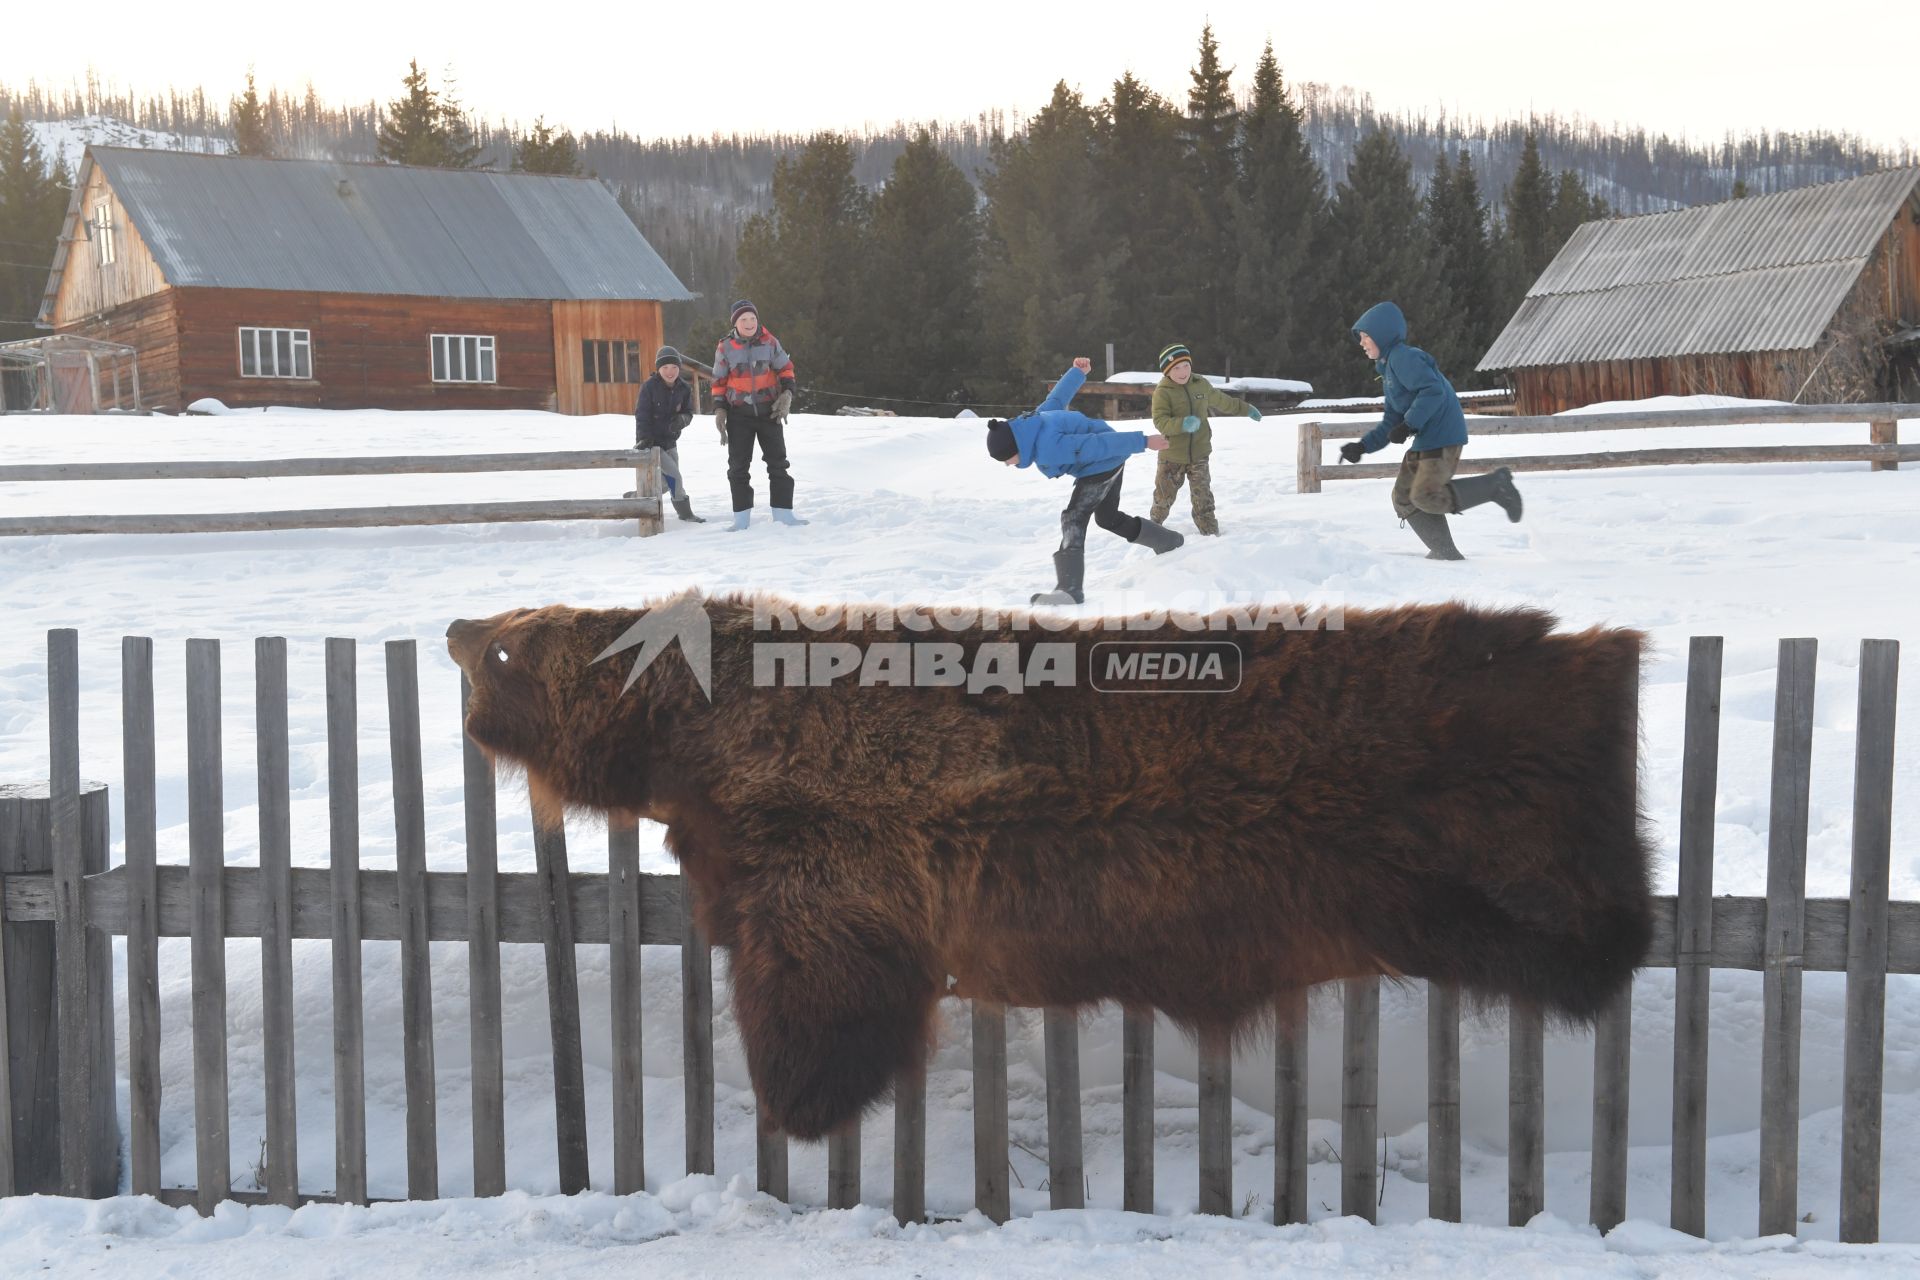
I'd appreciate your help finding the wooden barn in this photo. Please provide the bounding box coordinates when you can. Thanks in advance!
[1479,168,1920,415]
[36,146,693,414]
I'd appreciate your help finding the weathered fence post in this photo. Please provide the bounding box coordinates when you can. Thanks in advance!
[1272,990,1309,1226]
[1340,976,1380,1221]
[1671,636,1723,1236]
[0,779,116,1197]
[1508,1001,1545,1226]
[1043,1007,1084,1210]
[1869,418,1897,471]
[1760,638,1816,1235]
[1841,639,1899,1243]
[971,1001,1010,1223]
[1295,420,1323,494]
[892,1059,926,1224]
[1197,1027,1232,1216]
[679,878,715,1177]
[636,448,665,538]
[186,637,231,1214]
[1123,1008,1155,1214]
[1428,983,1462,1223]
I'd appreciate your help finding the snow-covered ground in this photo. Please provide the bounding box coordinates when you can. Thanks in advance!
[1,397,1917,1275]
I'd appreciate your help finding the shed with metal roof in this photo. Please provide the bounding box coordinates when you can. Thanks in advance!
[1479,168,1920,414]
[39,146,694,414]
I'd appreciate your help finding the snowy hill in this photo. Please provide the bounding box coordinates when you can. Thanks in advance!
[0,398,1916,1275]
[28,115,226,173]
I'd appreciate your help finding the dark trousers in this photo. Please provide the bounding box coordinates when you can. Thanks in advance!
[1058,465,1141,553]
[726,412,793,512]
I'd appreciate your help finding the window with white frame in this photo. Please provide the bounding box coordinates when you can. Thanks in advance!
[431,334,496,384]
[93,200,115,266]
[238,327,312,379]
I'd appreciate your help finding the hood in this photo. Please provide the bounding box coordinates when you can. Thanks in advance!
[1352,301,1407,353]
[1009,414,1045,468]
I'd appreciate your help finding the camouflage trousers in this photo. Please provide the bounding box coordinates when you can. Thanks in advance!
[1149,456,1217,534]
[1391,445,1463,520]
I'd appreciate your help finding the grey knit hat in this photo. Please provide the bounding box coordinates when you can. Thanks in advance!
[655,345,682,369]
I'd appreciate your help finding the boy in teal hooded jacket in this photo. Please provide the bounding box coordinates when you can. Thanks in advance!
[1339,301,1522,559]
[986,357,1183,605]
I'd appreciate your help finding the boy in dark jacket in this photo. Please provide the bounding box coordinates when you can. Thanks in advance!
[1338,301,1522,559]
[986,357,1180,605]
[633,346,704,523]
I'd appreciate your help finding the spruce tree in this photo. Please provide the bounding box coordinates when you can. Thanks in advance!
[1503,131,1555,284]
[1180,23,1240,363]
[1234,43,1326,382]
[377,61,481,169]
[864,129,982,405]
[1549,167,1606,248]
[1317,129,1458,395]
[230,70,274,157]
[1426,149,1497,382]
[513,118,582,175]
[1094,73,1190,368]
[0,108,67,342]
[732,132,871,399]
[979,82,1120,396]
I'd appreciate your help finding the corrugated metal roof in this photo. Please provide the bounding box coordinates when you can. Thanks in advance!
[80,146,693,303]
[1480,167,1919,370]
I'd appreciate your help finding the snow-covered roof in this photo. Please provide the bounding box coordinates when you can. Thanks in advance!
[40,146,692,323]
[1480,167,1920,370]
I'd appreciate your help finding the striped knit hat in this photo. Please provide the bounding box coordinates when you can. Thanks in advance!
[1158,343,1193,372]
[730,299,758,325]
[655,345,682,369]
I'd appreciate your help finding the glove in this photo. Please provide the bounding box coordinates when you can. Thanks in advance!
[1339,441,1366,464]
[1181,415,1201,434]
[672,411,693,435]
[1246,405,1263,422]
[714,404,729,443]
[1390,422,1411,443]
[771,388,793,420]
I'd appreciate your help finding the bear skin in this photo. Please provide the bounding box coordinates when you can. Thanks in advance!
[447,593,1653,1140]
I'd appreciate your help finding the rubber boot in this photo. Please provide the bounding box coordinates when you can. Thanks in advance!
[771,508,809,527]
[1407,510,1465,560]
[1130,518,1186,555]
[1030,549,1085,606]
[1447,466,1524,522]
[673,496,706,523]
[728,510,751,532]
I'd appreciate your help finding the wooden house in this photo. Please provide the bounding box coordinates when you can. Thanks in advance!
[36,147,693,414]
[1479,168,1920,415]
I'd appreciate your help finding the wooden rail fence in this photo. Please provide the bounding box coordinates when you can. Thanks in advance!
[1294,402,1915,493]
[0,629,1906,1241]
[0,448,668,537]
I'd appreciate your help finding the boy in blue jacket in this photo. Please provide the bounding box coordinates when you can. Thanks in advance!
[1338,301,1522,559]
[986,356,1180,605]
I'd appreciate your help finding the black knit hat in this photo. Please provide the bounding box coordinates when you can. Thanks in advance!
[655,345,682,369]
[985,419,1018,462]
[730,298,758,325]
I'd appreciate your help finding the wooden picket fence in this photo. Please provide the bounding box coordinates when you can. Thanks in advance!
[0,630,1907,1242]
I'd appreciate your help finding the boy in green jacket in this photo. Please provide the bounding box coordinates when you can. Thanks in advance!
[1149,343,1263,535]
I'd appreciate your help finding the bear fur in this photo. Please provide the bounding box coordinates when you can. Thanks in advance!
[447,593,1653,1140]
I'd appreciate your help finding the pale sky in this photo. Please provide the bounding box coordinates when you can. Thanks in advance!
[3,0,1912,153]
